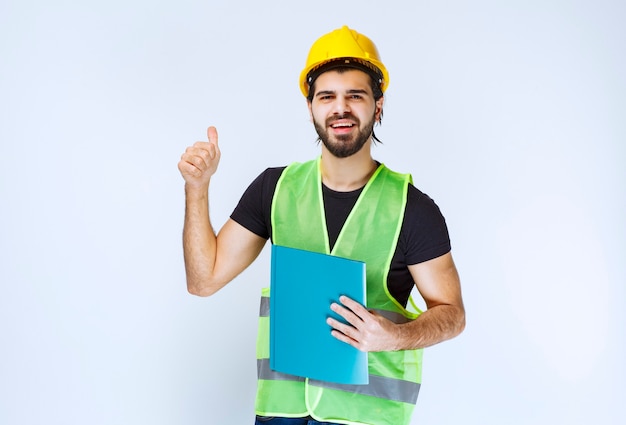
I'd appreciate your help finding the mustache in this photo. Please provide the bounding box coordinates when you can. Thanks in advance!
[326,113,360,126]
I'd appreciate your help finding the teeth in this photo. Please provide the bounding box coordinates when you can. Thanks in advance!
[331,123,353,128]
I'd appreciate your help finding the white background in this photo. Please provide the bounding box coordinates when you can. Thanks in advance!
[1,1,624,424]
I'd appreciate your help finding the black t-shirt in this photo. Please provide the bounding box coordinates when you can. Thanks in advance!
[231,166,451,307]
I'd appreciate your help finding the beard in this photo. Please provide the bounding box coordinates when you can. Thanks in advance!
[313,112,376,158]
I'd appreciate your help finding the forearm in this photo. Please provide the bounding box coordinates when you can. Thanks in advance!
[329,293,465,352]
[394,253,466,350]
[394,304,465,350]
[182,183,219,296]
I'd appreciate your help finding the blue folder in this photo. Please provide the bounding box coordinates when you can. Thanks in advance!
[269,244,368,385]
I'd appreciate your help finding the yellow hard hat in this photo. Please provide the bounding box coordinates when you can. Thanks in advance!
[299,25,389,97]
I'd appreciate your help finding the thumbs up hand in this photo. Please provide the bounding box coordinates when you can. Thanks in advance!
[178,126,221,190]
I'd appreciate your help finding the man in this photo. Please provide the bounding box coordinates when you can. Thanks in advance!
[178,26,465,425]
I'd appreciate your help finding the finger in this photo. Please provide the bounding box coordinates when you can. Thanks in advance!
[330,302,363,327]
[178,159,203,177]
[330,328,360,349]
[207,126,219,146]
[183,147,210,168]
[189,143,217,161]
[338,296,369,319]
[179,153,206,173]
[327,317,359,342]
[192,141,212,150]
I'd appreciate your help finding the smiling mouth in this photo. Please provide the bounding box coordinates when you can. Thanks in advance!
[330,122,355,129]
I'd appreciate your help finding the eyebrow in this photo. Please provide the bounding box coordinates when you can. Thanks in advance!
[315,89,370,98]
[315,90,335,97]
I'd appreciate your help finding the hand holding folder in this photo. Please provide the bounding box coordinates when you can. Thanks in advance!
[269,244,368,385]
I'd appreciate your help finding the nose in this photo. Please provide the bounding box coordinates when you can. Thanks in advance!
[332,96,351,115]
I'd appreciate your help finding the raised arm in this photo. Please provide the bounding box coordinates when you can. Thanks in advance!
[178,126,267,297]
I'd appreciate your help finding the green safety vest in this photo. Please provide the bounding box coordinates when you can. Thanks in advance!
[255,158,423,425]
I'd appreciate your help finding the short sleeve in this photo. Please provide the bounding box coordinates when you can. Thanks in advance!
[400,185,452,265]
[230,167,284,239]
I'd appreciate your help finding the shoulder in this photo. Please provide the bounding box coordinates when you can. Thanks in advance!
[400,184,451,264]
[230,166,287,240]
[258,165,287,181]
[404,184,449,234]
[249,166,287,192]
[406,184,444,216]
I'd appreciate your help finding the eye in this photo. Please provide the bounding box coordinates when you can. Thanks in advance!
[317,94,334,102]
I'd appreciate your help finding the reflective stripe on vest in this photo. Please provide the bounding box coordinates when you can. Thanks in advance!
[255,158,422,425]
[258,358,420,405]
[260,294,411,324]
[259,293,419,405]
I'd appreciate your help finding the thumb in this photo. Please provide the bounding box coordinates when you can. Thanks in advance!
[207,126,219,146]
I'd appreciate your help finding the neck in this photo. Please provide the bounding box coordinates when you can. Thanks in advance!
[320,142,378,191]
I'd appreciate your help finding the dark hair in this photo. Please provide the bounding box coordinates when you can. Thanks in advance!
[306,61,384,144]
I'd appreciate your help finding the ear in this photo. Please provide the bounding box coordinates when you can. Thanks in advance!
[375,96,384,122]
